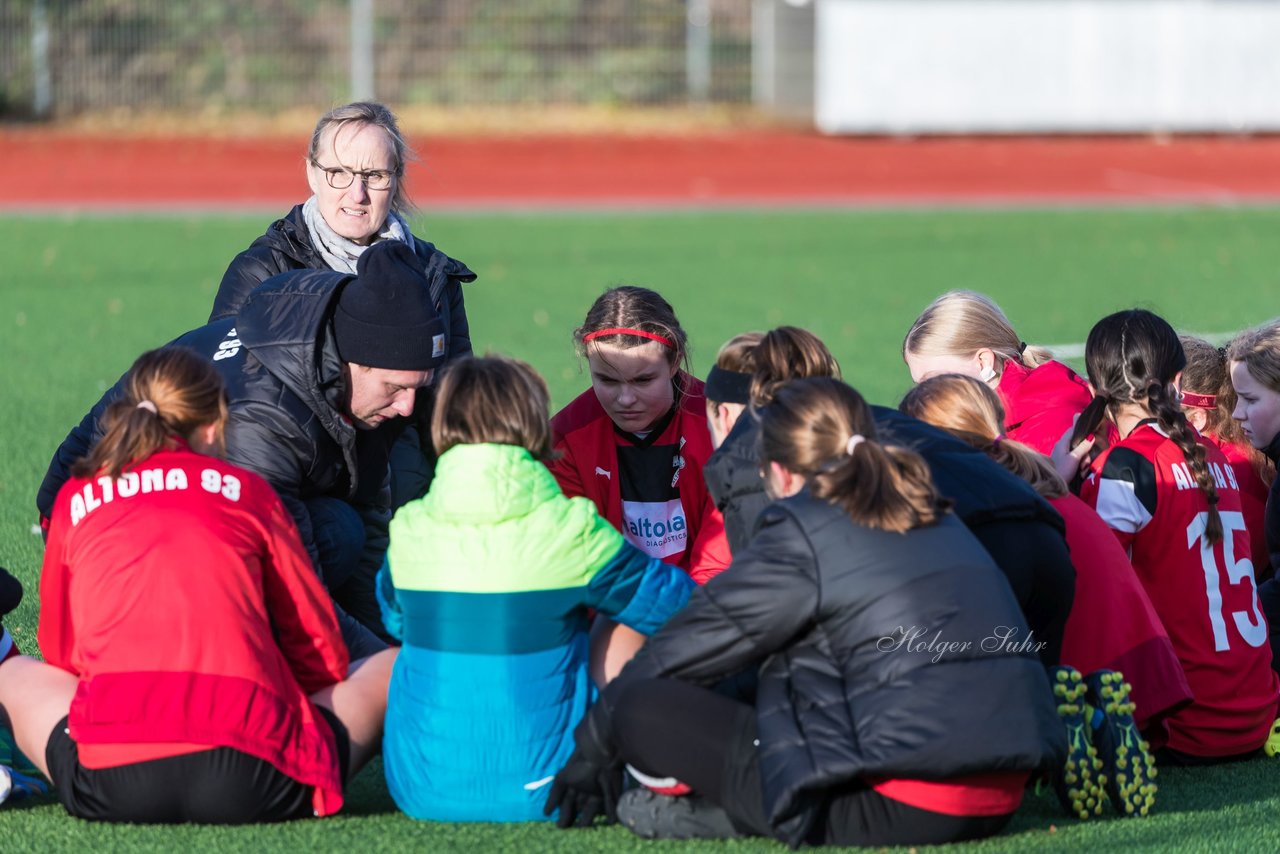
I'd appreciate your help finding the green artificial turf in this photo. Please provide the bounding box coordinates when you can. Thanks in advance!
[3,206,1280,850]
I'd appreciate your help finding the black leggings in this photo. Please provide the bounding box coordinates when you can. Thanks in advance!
[612,678,1015,847]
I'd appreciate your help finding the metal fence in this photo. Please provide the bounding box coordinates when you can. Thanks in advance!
[0,0,754,119]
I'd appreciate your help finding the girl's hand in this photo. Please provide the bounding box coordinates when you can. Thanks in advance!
[1051,416,1095,484]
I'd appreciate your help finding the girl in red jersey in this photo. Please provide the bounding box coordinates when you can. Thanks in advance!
[1180,335,1274,583]
[902,374,1190,725]
[550,287,729,681]
[902,373,1190,816]
[0,348,395,823]
[1226,320,1280,679]
[1073,310,1279,765]
[903,290,1092,455]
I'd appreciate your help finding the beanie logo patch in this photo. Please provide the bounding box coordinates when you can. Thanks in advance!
[432,334,447,358]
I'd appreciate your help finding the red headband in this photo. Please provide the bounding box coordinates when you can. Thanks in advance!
[582,327,675,348]
[1180,391,1217,409]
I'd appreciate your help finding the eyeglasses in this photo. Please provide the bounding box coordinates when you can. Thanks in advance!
[310,161,395,191]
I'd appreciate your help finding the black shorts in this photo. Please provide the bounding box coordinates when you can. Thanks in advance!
[45,706,350,824]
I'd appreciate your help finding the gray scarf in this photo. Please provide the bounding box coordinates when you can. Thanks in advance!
[301,195,415,274]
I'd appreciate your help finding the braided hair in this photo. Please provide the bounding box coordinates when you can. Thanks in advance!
[1181,334,1273,488]
[1084,310,1222,544]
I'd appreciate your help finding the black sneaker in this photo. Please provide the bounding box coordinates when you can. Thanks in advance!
[1050,665,1106,820]
[616,789,743,840]
[1086,670,1156,817]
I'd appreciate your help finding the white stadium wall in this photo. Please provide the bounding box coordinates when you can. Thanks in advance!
[813,0,1280,134]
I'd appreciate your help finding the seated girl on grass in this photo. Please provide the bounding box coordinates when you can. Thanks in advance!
[549,286,729,682]
[1071,310,1280,765]
[0,347,394,824]
[902,372,1188,817]
[703,325,1075,669]
[376,355,695,823]
[1226,321,1280,676]
[702,327,836,556]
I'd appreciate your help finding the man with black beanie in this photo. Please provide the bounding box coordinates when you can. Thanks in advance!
[37,241,452,660]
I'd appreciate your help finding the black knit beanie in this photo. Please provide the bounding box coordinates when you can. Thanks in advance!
[333,241,448,371]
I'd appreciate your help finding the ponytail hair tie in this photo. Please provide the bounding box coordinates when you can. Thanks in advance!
[993,433,1006,448]
[845,434,866,456]
[136,400,158,414]
[1018,341,1027,355]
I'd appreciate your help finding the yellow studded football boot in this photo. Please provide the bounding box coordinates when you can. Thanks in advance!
[1050,666,1107,820]
[1085,669,1156,818]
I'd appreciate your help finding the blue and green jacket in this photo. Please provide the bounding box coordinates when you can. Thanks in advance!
[377,442,694,822]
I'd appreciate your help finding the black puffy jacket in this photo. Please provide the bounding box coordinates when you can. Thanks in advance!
[213,206,477,506]
[210,203,476,361]
[706,406,1075,664]
[609,491,1066,846]
[37,269,395,657]
[702,413,769,555]
[872,406,1076,665]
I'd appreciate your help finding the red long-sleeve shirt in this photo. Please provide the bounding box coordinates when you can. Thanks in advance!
[997,358,1093,456]
[40,445,349,815]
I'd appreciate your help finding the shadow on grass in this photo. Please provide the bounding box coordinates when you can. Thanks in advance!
[338,756,401,817]
[989,756,1280,851]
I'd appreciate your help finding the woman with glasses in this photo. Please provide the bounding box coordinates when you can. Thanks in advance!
[211,102,476,507]
[211,102,474,331]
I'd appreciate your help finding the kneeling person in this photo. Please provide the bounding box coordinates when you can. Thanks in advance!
[36,241,450,659]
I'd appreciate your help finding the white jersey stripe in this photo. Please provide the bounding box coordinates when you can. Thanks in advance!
[1093,477,1153,535]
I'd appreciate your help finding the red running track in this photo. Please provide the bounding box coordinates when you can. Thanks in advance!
[2,131,1279,208]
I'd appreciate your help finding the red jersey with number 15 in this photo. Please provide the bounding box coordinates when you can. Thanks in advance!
[1080,422,1279,757]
